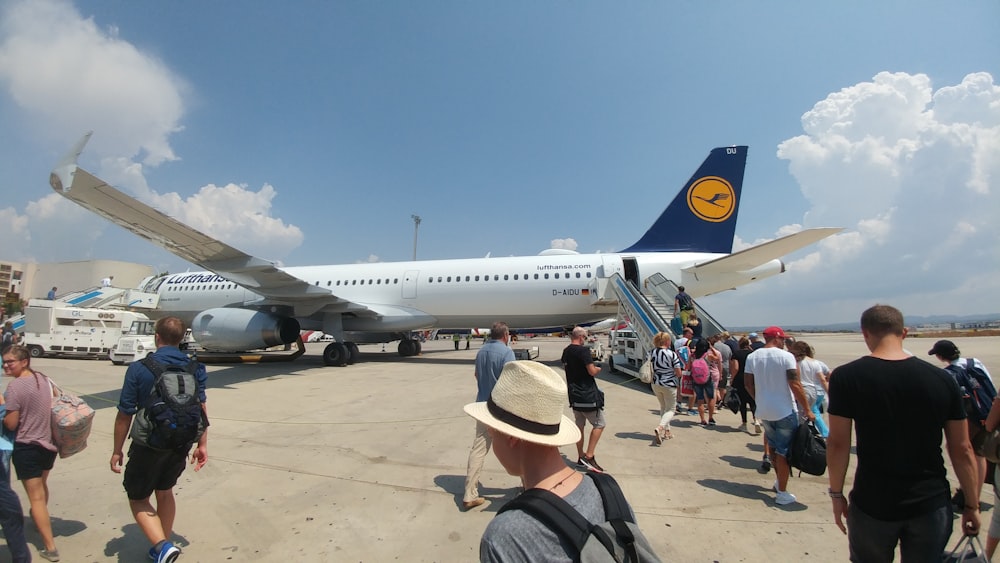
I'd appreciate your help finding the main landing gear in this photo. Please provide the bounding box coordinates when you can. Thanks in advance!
[323,341,360,367]
[398,338,422,357]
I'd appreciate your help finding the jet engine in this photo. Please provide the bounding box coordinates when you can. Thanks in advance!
[191,308,300,352]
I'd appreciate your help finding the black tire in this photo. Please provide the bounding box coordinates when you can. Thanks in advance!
[28,345,44,359]
[397,339,416,357]
[323,342,348,366]
[346,342,360,365]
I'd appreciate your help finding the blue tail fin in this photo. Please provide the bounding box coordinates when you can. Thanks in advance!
[621,146,748,254]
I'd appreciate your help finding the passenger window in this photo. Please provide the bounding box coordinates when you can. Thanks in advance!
[544,274,549,279]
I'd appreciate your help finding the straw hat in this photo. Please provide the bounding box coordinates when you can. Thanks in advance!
[464,360,581,446]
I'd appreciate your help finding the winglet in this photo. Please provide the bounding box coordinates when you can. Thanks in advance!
[49,131,93,194]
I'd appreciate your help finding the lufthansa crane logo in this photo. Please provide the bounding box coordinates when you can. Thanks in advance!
[687,176,736,223]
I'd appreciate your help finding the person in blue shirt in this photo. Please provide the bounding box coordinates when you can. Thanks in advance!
[110,317,208,563]
[463,322,515,510]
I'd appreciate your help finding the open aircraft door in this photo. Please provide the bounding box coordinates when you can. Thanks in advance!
[591,256,625,304]
[402,270,419,299]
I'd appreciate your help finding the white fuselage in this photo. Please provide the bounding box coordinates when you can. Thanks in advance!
[146,250,778,333]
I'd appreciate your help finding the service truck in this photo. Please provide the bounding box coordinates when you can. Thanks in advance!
[109,318,157,365]
[20,299,150,360]
[606,328,649,378]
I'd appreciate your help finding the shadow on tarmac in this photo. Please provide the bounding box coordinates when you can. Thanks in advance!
[699,478,810,511]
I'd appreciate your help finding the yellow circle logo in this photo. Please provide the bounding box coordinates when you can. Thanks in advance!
[686,176,736,223]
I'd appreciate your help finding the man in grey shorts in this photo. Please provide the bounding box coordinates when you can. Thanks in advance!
[561,327,606,472]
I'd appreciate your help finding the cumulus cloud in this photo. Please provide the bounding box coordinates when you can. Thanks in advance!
[705,71,1000,325]
[550,238,579,251]
[0,0,304,265]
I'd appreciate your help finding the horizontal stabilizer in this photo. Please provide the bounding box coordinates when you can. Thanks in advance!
[685,228,843,275]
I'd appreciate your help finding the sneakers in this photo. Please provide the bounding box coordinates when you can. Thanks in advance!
[653,427,662,445]
[737,423,748,433]
[708,419,717,426]
[753,421,762,435]
[155,541,180,563]
[775,490,797,505]
[687,410,697,416]
[462,497,486,510]
[39,549,60,562]
[699,420,708,427]
[580,455,605,473]
[758,454,772,474]
[576,457,589,470]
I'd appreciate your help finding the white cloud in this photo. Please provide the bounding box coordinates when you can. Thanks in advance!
[0,0,184,164]
[550,238,578,251]
[0,0,305,265]
[706,71,1000,326]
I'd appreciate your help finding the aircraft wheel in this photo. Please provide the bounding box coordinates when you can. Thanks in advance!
[397,339,416,357]
[28,345,44,359]
[346,342,360,364]
[323,342,348,367]
[414,340,422,355]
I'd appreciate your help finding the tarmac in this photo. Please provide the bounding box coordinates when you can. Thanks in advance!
[4,333,1000,562]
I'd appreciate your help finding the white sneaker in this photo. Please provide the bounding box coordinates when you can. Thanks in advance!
[753,421,762,435]
[775,490,796,505]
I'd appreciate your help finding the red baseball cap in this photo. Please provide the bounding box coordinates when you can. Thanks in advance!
[762,326,787,338]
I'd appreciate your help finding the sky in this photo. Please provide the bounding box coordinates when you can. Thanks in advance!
[0,0,998,327]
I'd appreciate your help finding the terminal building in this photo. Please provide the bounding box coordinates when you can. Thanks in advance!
[0,259,154,313]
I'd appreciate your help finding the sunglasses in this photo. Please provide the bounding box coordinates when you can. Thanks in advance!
[2,359,23,366]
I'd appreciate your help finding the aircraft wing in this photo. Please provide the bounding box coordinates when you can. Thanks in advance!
[685,228,843,275]
[49,133,369,314]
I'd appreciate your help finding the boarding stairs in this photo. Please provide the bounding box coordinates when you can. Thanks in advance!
[6,286,160,332]
[605,273,673,362]
[642,273,727,340]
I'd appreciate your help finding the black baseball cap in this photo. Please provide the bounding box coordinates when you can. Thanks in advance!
[928,339,959,357]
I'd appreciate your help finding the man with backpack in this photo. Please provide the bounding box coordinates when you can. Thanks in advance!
[930,339,995,510]
[563,327,606,472]
[110,317,208,563]
[465,360,660,562]
[673,286,695,327]
[744,326,814,506]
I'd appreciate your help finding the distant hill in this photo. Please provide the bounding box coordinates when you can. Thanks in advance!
[729,313,1000,334]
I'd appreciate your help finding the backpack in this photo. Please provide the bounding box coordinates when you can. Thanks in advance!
[690,357,710,385]
[499,472,661,563]
[130,356,208,451]
[1,331,11,347]
[788,420,827,476]
[946,359,996,423]
[676,292,693,311]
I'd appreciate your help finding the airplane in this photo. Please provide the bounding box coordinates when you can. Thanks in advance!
[49,133,841,366]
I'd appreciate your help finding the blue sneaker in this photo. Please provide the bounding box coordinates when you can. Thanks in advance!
[148,546,157,560]
[156,541,180,563]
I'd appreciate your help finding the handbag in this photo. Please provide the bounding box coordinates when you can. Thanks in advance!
[47,376,96,459]
[639,359,653,384]
[943,533,988,563]
[723,387,740,414]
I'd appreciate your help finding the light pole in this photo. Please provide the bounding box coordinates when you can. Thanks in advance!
[411,214,421,261]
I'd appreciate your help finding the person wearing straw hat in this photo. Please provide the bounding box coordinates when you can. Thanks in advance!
[465,360,653,562]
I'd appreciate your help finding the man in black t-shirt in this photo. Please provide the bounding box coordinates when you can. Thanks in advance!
[561,326,605,472]
[827,304,979,561]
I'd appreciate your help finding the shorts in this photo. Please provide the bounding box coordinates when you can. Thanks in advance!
[693,381,715,401]
[573,408,606,430]
[12,443,57,480]
[123,443,190,500]
[969,420,987,457]
[761,412,799,457]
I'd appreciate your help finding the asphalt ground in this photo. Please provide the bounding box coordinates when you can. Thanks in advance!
[3,333,999,562]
